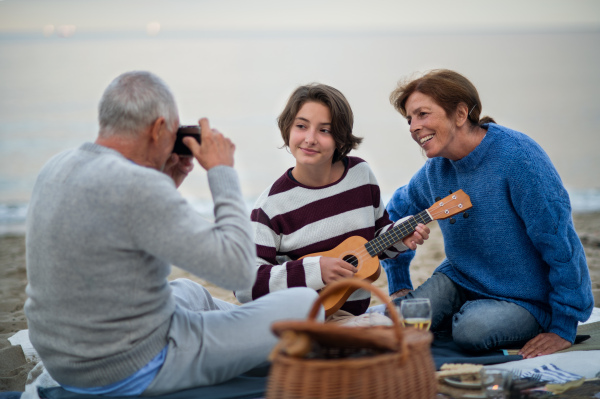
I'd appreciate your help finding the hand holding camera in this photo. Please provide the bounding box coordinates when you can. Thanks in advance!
[177,118,235,171]
[172,125,201,156]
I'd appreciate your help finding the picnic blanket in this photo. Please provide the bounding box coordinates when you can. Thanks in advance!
[1,342,517,399]
[6,309,600,399]
[558,319,600,352]
[0,333,533,399]
[37,365,269,399]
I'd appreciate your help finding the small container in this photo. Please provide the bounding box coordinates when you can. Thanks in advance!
[481,368,512,399]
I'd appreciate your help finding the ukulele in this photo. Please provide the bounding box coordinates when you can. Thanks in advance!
[301,189,473,317]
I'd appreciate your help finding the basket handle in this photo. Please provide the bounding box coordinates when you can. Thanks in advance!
[307,277,409,362]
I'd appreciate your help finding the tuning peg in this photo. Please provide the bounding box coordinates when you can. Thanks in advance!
[449,218,456,224]
[435,197,441,201]
[463,212,469,219]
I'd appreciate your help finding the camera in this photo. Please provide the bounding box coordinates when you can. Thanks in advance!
[172,125,201,156]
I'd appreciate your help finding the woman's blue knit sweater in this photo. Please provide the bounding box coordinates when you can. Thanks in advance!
[385,123,593,342]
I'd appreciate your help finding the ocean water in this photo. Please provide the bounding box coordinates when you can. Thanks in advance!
[1,29,599,235]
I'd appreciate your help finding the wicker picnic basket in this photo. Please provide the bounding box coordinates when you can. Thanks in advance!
[266,278,437,399]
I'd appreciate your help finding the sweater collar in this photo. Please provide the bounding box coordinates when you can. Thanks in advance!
[80,141,126,158]
[449,123,496,173]
[80,142,143,166]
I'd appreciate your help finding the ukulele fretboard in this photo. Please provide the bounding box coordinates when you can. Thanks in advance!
[364,210,432,257]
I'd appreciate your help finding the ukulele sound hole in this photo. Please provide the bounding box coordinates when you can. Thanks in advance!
[343,255,359,267]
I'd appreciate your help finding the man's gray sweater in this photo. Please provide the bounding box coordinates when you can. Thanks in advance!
[24,142,256,387]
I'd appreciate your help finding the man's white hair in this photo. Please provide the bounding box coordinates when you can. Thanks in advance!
[98,71,178,137]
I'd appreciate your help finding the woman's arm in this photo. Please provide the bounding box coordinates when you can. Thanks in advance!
[507,138,593,354]
[381,167,433,295]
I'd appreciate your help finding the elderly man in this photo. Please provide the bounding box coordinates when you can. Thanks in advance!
[25,71,319,396]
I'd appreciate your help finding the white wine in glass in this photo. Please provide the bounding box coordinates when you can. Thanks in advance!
[400,298,432,331]
[402,317,432,331]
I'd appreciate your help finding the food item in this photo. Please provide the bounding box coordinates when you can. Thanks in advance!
[460,373,481,383]
[269,331,312,359]
[436,363,484,380]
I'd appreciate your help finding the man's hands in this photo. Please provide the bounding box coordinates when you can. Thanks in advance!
[320,257,357,285]
[518,332,571,359]
[402,223,430,250]
[184,118,235,171]
[163,154,194,188]
[164,118,235,186]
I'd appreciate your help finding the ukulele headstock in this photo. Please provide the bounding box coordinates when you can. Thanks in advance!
[427,190,472,221]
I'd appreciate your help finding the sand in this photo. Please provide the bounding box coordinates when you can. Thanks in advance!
[0,235,32,392]
[1,212,599,392]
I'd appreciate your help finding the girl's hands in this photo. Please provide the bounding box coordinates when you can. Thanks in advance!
[320,257,357,285]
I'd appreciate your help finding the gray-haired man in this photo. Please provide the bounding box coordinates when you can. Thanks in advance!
[25,71,319,395]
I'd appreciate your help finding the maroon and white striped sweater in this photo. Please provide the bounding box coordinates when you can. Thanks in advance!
[236,157,408,315]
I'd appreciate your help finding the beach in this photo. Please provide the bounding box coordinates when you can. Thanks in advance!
[1,212,599,392]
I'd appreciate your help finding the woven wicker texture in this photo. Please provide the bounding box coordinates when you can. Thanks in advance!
[267,278,438,399]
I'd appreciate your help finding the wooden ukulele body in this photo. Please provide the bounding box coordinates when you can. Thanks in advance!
[300,236,381,317]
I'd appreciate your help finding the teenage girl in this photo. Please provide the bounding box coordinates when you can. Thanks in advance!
[235,83,429,315]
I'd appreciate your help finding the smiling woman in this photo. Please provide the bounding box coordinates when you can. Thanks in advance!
[393,69,493,161]
[382,69,594,358]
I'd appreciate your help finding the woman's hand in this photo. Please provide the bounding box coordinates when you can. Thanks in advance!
[402,223,430,250]
[518,333,571,359]
[320,257,357,285]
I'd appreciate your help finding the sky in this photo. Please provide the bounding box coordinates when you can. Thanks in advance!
[1,0,599,207]
[1,0,600,34]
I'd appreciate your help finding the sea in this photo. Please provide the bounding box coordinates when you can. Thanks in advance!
[1,28,600,235]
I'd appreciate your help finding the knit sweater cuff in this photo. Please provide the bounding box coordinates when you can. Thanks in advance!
[304,256,326,291]
[549,313,579,343]
[381,252,414,293]
[207,166,242,198]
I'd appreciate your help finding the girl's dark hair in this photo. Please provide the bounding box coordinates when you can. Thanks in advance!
[278,83,362,163]
[390,69,495,127]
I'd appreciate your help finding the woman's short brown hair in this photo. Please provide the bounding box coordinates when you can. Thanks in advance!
[278,83,362,163]
[390,69,495,126]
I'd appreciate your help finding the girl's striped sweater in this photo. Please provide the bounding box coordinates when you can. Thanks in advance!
[235,157,408,315]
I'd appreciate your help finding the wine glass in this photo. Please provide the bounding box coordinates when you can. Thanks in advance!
[400,298,432,331]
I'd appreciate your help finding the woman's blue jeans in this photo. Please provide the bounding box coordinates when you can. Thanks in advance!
[394,272,542,352]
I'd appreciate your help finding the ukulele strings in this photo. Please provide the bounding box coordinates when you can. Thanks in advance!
[342,214,426,266]
[343,197,466,267]
[368,212,427,255]
[345,247,370,267]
